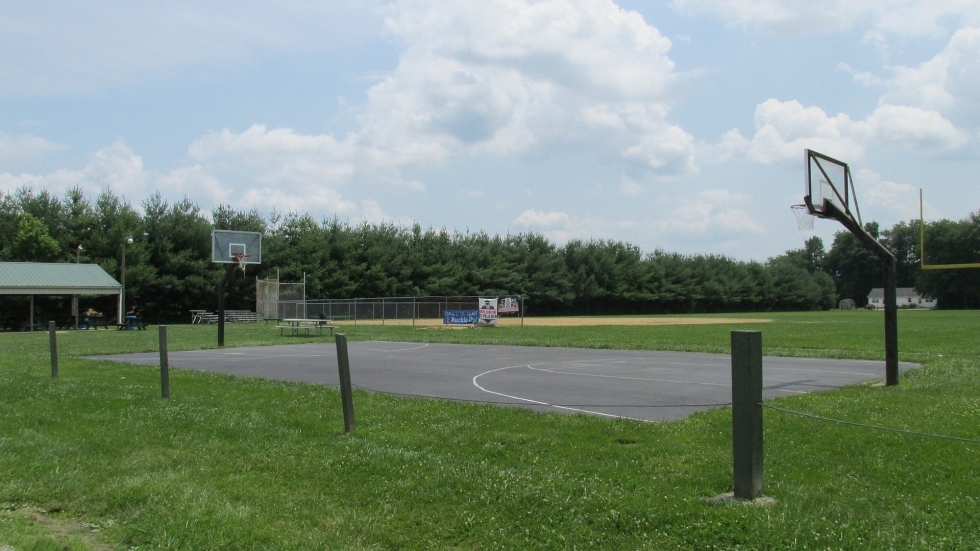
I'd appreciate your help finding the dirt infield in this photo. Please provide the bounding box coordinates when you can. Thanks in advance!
[334,316,772,327]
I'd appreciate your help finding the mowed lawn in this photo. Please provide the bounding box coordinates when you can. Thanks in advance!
[1,310,978,550]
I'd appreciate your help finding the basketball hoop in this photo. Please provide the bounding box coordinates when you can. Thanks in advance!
[232,253,251,274]
[791,204,815,232]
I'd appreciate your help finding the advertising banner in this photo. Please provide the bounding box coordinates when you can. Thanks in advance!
[478,297,498,326]
[443,309,479,325]
[498,296,520,313]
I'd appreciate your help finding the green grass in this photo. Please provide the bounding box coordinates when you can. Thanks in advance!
[1,311,979,550]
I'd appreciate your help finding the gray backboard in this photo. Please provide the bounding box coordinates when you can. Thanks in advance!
[804,149,862,226]
[211,230,262,264]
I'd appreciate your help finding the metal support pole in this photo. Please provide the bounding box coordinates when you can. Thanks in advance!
[883,261,899,386]
[119,242,126,322]
[520,294,524,328]
[731,330,764,500]
[217,264,235,347]
[833,212,900,386]
[335,334,356,434]
[49,321,58,378]
[159,325,170,398]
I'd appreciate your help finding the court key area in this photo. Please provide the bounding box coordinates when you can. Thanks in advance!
[92,342,919,422]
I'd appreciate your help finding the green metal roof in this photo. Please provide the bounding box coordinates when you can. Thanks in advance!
[0,262,122,295]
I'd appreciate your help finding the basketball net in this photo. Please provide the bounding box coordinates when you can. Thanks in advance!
[232,253,251,275]
[791,204,815,232]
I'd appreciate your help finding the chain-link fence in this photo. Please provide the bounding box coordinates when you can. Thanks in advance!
[305,296,522,323]
[258,279,523,324]
[256,277,306,320]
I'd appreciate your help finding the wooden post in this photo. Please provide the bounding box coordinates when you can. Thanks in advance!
[731,330,763,500]
[159,325,170,398]
[335,333,356,433]
[48,321,58,378]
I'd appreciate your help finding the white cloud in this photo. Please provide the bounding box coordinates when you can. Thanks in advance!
[618,176,644,196]
[745,99,967,164]
[697,128,750,164]
[656,189,766,236]
[351,198,417,227]
[0,140,147,200]
[865,104,969,151]
[359,0,696,175]
[747,100,867,163]
[170,0,698,220]
[509,189,763,248]
[154,165,231,207]
[0,131,63,160]
[669,0,980,38]
[864,27,980,128]
[857,168,940,220]
[188,124,424,193]
[513,208,571,229]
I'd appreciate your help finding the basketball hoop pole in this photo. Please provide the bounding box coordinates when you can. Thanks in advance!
[804,149,898,386]
[217,263,237,347]
[824,203,899,386]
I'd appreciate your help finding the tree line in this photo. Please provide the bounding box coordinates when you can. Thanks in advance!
[1,186,978,323]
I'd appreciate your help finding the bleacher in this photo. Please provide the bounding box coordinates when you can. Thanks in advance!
[191,310,259,324]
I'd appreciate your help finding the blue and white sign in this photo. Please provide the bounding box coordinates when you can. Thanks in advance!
[444,309,479,325]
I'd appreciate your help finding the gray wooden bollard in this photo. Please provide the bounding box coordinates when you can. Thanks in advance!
[335,333,356,433]
[48,321,58,378]
[731,330,764,500]
[159,325,170,398]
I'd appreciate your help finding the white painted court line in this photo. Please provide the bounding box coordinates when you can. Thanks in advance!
[472,365,654,423]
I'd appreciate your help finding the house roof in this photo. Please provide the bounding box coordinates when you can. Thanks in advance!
[0,262,122,295]
[867,287,929,299]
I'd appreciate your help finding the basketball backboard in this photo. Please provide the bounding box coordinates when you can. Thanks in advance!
[211,230,262,264]
[804,149,862,227]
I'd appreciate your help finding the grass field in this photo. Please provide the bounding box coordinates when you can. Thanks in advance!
[1,310,978,550]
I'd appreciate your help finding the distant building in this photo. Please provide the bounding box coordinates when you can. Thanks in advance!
[866,287,937,309]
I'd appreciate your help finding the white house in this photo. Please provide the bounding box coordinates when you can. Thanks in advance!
[866,287,937,309]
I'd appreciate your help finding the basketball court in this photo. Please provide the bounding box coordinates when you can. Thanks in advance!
[92,342,918,422]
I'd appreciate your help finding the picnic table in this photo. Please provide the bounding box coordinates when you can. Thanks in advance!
[117,315,146,330]
[275,318,339,337]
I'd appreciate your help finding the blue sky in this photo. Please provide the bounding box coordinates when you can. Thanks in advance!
[2,0,978,261]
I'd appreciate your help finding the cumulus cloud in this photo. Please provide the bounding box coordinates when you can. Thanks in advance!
[174,0,698,220]
[744,99,967,164]
[354,0,695,175]
[513,208,571,229]
[856,168,940,221]
[851,27,980,129]
[697,128,750,164]
[655,189,766,236]
[0,131,64,160]
[0,140,147,200]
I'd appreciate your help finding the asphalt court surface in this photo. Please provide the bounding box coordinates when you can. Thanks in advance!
[93,342,919,422]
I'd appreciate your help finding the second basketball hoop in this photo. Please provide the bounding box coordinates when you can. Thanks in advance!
[233,253,251,274]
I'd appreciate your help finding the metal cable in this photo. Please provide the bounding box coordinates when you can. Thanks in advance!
[762,403,980,444]
[352,384,731,408]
